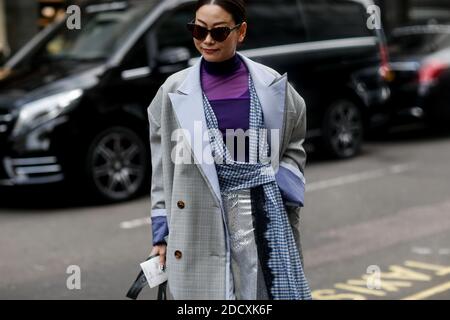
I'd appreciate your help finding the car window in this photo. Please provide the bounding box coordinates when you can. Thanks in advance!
[153,2,198,58]
[408,0,450,25]
[241,0,307,50]
[302,0,372,42]
[389,31,450,55]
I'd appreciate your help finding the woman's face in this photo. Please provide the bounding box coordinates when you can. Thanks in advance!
[193,4,247,62]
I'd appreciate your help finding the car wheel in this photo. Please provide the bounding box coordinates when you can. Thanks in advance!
[85,126,148,202]
[322,99,364,159]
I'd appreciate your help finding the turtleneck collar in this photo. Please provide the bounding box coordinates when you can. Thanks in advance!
[201,53,241,76]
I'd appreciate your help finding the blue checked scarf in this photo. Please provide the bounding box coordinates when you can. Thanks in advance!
[202,73,312,300]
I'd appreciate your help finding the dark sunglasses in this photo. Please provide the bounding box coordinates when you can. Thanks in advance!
[186,20,242,42]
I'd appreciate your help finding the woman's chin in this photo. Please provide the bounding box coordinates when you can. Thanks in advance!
[203,55,221,61]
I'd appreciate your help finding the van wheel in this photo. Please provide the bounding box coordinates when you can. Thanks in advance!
[322,99,363,159]
[85,126,148,202]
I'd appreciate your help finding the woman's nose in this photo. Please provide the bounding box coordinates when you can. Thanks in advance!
[203,32,215,44]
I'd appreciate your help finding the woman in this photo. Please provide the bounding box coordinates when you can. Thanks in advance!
[148,0,311,300]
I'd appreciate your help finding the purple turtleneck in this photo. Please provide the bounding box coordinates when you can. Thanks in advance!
[200,53,250,162]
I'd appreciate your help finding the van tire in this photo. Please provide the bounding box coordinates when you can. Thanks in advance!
[83,126,149,203]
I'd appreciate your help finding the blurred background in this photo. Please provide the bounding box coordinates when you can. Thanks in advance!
[1,0,450,300]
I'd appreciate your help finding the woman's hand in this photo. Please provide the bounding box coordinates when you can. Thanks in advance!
[151,243,167,270]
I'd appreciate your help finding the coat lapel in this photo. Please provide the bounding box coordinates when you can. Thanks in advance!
[168,51,287,208]
[239,53,288,165]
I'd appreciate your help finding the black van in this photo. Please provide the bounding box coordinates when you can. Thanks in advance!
[0,0,390,202]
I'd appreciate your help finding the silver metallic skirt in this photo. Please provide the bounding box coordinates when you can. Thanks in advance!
[223,188,269,300]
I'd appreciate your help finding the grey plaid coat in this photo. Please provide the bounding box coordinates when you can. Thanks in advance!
[147,51,307,300]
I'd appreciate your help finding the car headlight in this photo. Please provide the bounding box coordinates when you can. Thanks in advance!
[12,89,83,137]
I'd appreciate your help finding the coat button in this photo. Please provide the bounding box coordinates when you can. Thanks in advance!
[177,200,185,209]
[174,250,182,260]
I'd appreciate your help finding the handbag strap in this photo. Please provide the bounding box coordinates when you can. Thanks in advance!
[126,254,168,300]
[158,281,168,300]
[126,270,168,300]
[126,270,148,299]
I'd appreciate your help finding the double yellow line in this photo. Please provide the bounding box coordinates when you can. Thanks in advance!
[402,281,450,300]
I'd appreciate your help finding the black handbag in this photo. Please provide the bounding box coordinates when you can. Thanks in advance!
[126,254,167,300]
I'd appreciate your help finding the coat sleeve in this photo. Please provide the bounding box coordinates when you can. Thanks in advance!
[275,82,307,207]
[148,86,168,245]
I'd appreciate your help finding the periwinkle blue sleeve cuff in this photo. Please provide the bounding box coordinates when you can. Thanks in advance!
[275,162,306,207]
[151,216,168,245]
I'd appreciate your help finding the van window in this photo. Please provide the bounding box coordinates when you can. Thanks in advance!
[242,0,307,49]
[153,3,198,58]
[121,33,151,70]
[39,3,156,63]
[302,0,372,42]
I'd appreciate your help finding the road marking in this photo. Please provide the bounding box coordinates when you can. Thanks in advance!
[334,283,386,296]
[379,265,431,281]
[411,247,433,255]
[306,163,416,192]
[404,261,450,276]
[411,247,450,255]
[119,217,151,229]
[312,261,450,300]
[356,278,412,292]
[402,281,450,300]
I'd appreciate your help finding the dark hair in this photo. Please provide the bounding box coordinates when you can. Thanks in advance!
[195,0,247,25]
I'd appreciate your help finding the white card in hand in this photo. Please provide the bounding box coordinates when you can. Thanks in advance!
[140,255,168,288]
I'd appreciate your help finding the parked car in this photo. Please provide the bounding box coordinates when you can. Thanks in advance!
[387,24,450,126]
[0,0,390,202]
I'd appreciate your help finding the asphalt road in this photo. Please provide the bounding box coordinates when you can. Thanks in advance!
[1,124,450,300]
